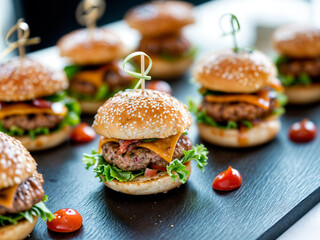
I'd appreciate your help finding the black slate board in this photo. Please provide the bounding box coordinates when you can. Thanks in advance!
[27,69,320,240]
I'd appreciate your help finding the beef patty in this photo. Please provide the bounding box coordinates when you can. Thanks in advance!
[1,114,63,131]
[0,172,44,215]
[102,135,193,171]
[278,58,320,79]
[200,97,277,122]
[70,63,134,96]
[138,33,192,58]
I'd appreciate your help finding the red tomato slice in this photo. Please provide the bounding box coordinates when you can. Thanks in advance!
[289,119,317,143]
[145,168,158,177]
[47,208,82,233]
[71,123,96,143]
[150,164,167,172]
[32,99,52,108]
[212,166,242,191]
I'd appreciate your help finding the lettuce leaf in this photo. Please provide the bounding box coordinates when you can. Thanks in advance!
[0,195,55,226]
[83,150,144,182]
[64,65,82,79]
[166,144,208,183]
[83,144,209,184]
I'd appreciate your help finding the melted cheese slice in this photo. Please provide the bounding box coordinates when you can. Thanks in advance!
[270,78,284,92]
[72,65,110,88]
[98,133,182,163]
[0,102,68,120]
[205,90,270,110]
[0,184,18,209]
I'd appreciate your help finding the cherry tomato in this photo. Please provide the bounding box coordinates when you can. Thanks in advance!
[71,123,96,143]
[212,166,242,191]
[47,208,82,233]
[32,99,52,108]
[147,81,173,95]
[145,168,158,177]
[289,119,317,143]
[150,164,167,172]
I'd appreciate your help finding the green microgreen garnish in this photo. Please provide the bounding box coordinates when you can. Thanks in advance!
[219,13,241,53]
[122,51,153,90]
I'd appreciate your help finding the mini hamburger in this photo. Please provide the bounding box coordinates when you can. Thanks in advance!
[191,49,286,148]
[125,1,196,79]
[83,89,208,195]
[58,28,135,113]
[0,132,54,239]
[273,25,320,104]
[0,58,80,151]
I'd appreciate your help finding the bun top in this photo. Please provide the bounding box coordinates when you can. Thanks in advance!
[58,28,127,65]
[93,89,192,139]
[0,132,37,189]
[272,24,320,58]
[193,49,277,93]
[0,58,68,102]
[125,1,194,37]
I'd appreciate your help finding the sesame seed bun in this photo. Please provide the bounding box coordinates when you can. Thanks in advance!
[284,83,320,104]
[0,132,36,189]
[0,216,38,240]
[125,1,194,37]
[134,54,194,79]
[103,161,191,195]
[0,58,68,102]
[272,25,320,58]
[93,89,192,139]
[15,125,71,151]
[193,50,277,93]
[197,117,281,148]
[58,28,127,65]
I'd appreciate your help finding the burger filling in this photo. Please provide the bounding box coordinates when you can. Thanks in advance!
[84,134,208,184]
[138,33,196,61]
[64,61,136,101]
[102,135,192,171]
[0,92,80,139]
[0,172,54,226]
[189,84,287,130]
[276,56,320,86]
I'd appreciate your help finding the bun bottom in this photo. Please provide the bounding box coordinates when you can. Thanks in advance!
[198,117,281,148]
[285,83,320,104]
[103,161,191,195]
[79,100,106,114]
[0,216,38,240]
[15,125,71,151]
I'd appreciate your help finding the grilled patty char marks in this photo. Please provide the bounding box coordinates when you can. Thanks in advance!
[200,97,277,122]
[0,172,44,215]
[278,58,320,79]
[102,135,193,171]
[2,114,63,131]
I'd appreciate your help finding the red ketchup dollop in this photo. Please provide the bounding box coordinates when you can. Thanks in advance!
[212,166,242,191]
[47,208,82,233]
[71,123,96,143]
[289,119,317,143]
[147,81,173,95]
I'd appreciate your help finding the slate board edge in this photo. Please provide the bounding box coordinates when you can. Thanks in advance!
[259,187,320,239]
